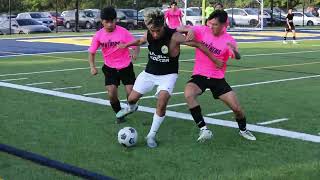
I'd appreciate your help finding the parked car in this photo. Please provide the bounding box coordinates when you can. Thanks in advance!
[16,12,55,30]
[116,9,145,30]
[264,9,286,26]
[291,12,320,26]
[225,8,259,26]
[63,10,97,29]
[0,18,51,34]
[184,8,202,26]
[48,12,64,26]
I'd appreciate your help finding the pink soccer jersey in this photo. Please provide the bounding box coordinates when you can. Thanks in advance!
[88,25,135,69]
[165,9,183,29]
[192,25,237,79]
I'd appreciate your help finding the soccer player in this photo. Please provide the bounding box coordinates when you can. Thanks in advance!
[116,9,223,148]
[88,6,140,124]
[177,10,256,142]
[283,8,297,44]
[165,1,183,29]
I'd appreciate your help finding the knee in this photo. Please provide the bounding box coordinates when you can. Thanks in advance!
[233,106,244,118]
[184,90,195,102]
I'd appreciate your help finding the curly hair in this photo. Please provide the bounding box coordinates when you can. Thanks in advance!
[144,9,165,28]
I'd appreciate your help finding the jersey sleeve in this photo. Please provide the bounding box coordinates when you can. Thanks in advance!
[88,33,100,54]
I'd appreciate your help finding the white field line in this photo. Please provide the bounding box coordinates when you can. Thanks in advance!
[1,81,320,143]
[0,77,28,82]
[25,82,52,86]
[257,118,289,125]
[83,91,107,96]
[311,45,320,47]
[52,86,82,91]
[167,103,187,108]
[0,67,90,77]
[206,110,233,117]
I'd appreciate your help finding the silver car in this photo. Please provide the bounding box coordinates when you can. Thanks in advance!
[16,12,55,30]
[0,18,51,34]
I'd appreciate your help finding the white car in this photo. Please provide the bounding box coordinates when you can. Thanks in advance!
[16,12,55,30]
[225,8,259,26]
[290,12,320,26]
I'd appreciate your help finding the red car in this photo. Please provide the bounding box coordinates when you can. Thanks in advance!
[49,12,64,26]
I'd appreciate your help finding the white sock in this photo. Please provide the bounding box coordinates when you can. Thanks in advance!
[147,113,165,138]
[128,103,137,110]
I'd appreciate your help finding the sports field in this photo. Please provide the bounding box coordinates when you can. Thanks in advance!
[0,32,320,179]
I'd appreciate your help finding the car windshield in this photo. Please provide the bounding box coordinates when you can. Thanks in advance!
[305,12,315,17]
[186,10,198,16]
[16,19,42,26]
[30,13,47,18]
[84,11,95,18]
[245,9,258,15]
[123,10,137,17]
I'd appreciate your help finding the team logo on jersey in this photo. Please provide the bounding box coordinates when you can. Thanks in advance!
[161,45,169,54]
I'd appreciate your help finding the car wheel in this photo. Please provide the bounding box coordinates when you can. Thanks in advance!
[65,22,71,29]
[307,21,314,26]
[249,19,258,26]
[85,22,92,29]
[0,30,3,35]
[186,21,193,26]
[127,24,134,30]
[19,31,25,34]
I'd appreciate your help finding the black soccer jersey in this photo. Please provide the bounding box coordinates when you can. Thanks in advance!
[145,27,179,75]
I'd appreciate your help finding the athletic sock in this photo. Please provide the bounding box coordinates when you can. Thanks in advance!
[147,113,165,138]
[236,117,247,131]
[190,106,206,129]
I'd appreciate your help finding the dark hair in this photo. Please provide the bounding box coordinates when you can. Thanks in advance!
[215,3,223,8]
[100,6,116,20]
[209,1,215,5]
[170,1,177,6]
[144,9,165,28]
[208,10,228,24]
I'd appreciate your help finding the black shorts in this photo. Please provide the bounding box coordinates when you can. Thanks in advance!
[188,75,232,99]
[102,63,136,86]
[285,24,295,32]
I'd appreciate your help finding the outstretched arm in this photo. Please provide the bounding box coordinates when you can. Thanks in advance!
[119,32,148,48]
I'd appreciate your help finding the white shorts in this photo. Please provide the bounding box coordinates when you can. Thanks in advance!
[133,71,178,97]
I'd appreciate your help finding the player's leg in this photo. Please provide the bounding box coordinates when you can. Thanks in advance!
[145,73,178,148]
[283,28,289,44]
[185,76,213,142]
[219,91,256,141]
[146,90,171,148]
[116,71,155,118]
[292,29,297,44]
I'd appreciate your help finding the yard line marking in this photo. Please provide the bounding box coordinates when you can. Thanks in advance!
[83,91,107,96]
[206,110,233,116]
[0,77,28,82]
[52,86,82,91]
[257,118,289,125]
[1,81,320,143]
[311,45,320,46]
[167,103,187,108]
[0,67,90,77]
[26,82,53,86]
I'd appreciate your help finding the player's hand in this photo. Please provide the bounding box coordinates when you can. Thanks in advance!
[118,43,127,49]
[215,60,224,69]
[186,30,194,41]
[130,53,138,61]
[90,67,98,75]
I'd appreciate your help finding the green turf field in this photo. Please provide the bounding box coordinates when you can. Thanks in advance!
[1,40,320,180]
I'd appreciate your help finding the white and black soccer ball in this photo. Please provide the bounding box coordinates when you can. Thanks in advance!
[117,127,138,147]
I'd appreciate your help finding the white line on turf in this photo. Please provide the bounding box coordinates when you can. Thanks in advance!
[52,86,82,90]
[0,67,90,77]
[83,91,107,96]
[26,82,53,86]
[0,77,28,82]
[257,118,289,125]
[1,81,319,143]
[167,103,187,108]
[206,110,233,117]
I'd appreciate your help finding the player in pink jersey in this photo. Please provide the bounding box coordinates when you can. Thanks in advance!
[88,6,140,124]
[178,10,256,142]
[164,1,183,29]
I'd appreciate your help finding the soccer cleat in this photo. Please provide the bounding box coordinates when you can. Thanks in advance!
[197,129,213,142]
[146,136,157,148]
[116,104,138,119]
[292,40,298,44]
[239,130,256,141]
[283,40,288,44]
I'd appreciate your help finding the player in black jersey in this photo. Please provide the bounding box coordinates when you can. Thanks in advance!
[283,8,297,44]
[116,9,222,148]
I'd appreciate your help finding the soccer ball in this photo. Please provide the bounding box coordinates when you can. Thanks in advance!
[117,127,138,147]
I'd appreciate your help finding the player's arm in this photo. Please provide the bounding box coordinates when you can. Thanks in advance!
[172,32,223,69]
[227,42,241,60]
[130,46,140,61]
[119,31,147,48]
[176,26,194,41]
[286,16,291,29]
[88,35,100,75]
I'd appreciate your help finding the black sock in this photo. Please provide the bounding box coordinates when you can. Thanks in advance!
[283,37,287,40]
[190,106,206,129]
[293,36,296,40]
[236,117,247,131]
[110,100,121,114]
